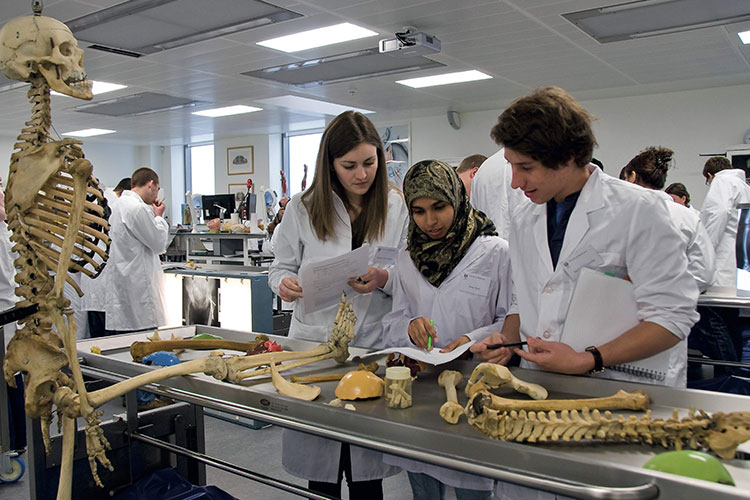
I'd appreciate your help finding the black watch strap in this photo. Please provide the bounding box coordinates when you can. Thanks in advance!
[585,345,604,374]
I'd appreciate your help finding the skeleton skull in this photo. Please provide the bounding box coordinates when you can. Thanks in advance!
[0,16,92,99]
[334,370,384,400]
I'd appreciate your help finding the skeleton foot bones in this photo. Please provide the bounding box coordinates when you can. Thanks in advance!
[457,364,750,459]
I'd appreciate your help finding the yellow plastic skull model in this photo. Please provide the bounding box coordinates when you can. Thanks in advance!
[334,370,384,400]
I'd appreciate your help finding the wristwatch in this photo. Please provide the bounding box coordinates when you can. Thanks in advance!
[585,345,605,374]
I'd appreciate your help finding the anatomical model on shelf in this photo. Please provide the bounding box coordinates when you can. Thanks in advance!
[0,13,359,499]
[444,364,750,460]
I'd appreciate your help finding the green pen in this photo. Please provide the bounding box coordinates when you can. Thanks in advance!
[427,320,434,350]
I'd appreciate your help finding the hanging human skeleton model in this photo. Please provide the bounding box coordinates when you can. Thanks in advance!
[0,14,361,500]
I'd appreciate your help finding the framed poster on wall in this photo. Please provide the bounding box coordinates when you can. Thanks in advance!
[227,146,254,175]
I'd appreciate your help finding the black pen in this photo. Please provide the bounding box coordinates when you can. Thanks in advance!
[486,341,528,350]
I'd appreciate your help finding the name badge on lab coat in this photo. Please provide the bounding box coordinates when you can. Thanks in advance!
[373,246,398,267]
[460,272,490,296]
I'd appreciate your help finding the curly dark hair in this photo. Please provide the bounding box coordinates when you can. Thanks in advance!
[621,146,674,189]
[490,86,597,169]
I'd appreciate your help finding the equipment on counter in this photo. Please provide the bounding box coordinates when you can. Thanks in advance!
[385,366,412,409]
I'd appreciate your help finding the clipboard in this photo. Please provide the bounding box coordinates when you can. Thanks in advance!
[560,268,668,381]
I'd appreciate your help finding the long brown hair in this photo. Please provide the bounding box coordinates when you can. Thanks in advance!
[302,111,388,242]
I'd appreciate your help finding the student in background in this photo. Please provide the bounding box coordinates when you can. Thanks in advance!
[665,182,700,215]
[469,149,527,241]
[455,153,487,198]
[269,110,407,499]
[621,146,715,292]
[700,156,750,287]
[382,159,512,500]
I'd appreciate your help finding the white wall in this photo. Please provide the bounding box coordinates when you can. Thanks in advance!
[409,83,750,209]
[214,134,274,218]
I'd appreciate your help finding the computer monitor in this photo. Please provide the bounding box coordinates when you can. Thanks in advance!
[202,194,235,220]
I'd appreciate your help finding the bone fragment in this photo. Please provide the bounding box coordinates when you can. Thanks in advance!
[270,362,320,401]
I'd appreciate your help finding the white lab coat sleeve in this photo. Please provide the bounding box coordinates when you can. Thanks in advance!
[379,196,409,296]
[464,249,513,342]
[124,205,169,255]
[626,193,699,340]
[688,218,716,292]
[268,197,304,296]
[700,183,731,251]
[381,255,417,348]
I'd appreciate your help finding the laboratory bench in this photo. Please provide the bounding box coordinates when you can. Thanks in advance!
[26,326,749,499]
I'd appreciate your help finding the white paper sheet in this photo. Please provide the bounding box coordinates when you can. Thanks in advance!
[298,245,370,313]
[365,341,476,366]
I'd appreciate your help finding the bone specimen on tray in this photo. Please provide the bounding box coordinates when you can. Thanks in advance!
[270,362,321,401]
[334,370,384,400]
[438,370,464,424]
[466,393,750,460]
[471,388,650,413]
[291,362,378,383]
[130,334,269,362]
[223,293,357,382]
[465,363,548,400]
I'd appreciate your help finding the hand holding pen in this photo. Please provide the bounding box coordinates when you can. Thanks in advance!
[407,316,437,351]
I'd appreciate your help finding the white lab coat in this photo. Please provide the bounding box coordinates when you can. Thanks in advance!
[270,188,408,483]
[656,190,715,292]
[104,190,169,331]
[496,167,700,500]
[0,222,17,347]
[700,169,750,287]
[268,188,409,348]
[509,166,699,388]
[81,188,119,313]
[382,235,512,491]
[469,149,528,241]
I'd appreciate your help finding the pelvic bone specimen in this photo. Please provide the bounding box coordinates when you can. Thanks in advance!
[0,16,358,495]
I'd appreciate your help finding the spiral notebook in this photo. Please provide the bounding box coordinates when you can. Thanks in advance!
[560,268,668,382]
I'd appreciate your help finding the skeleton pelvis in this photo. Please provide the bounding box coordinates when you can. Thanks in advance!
[4,333,68,418]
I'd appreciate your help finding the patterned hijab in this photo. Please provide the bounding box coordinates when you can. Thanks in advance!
[403,160,497,287]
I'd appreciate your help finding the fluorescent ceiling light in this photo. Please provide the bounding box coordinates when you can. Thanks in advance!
[256,95,373,115]
[243,48,444,88]
[192,105,263,117]
[52,81,127,97]
[396,70,492,89]
[257,22,377,53]
[67,0,301,55]
[740,30,750,44]
[563,0,750,43]
[62,128,116,137]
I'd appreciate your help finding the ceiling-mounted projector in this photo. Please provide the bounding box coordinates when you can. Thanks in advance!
[379,30,441,57]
